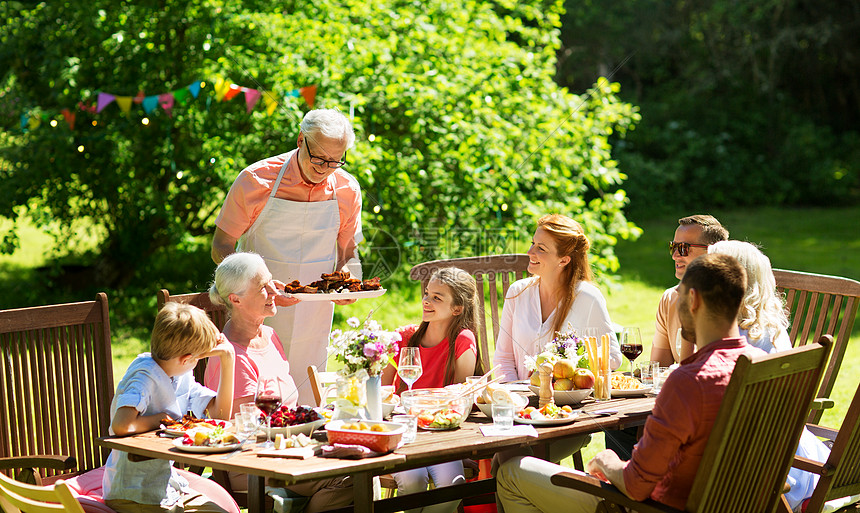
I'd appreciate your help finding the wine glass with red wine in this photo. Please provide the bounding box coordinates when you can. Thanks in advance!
[620,327,644,374]
[255,377,283,449]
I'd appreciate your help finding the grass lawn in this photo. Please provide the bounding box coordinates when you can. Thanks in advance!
[2,206,858,468]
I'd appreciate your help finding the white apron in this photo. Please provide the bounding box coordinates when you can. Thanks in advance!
[239,157,340,405]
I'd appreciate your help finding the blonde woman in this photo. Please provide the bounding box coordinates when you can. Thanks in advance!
[708,240,791,353]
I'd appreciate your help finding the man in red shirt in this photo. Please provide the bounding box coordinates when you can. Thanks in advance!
[496,253,753,512]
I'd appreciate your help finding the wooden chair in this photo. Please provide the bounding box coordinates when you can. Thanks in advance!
[789,379,860,513]
[307,365,340,407]
[409,254,531,374]
[0,471,85,513]
[157,289,228,383]
[0,293,114,485]
[550,336,832,513]
[774,269,860,423]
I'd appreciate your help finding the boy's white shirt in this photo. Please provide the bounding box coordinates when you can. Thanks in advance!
[102,353,217,506]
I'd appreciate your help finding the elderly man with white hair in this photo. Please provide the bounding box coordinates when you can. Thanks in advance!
[211,108,363,404]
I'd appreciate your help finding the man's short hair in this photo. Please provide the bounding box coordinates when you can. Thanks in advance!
[681,253,747,324]
[151,302,219,361]
[678,214,729,245]
[300,108,355,149]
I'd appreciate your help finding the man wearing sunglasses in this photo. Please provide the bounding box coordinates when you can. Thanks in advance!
[652,215,729,366]
[211,108,362,405]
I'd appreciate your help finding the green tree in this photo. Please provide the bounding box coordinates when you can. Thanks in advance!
[0,0,640,305]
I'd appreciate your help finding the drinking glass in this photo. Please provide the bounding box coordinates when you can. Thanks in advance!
[392,414,418,443]
[492,404,514,431]
[398,347,423,392]
[620,327,644,373]
[254,377,283,449]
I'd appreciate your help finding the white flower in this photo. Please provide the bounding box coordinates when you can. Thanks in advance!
[347,317,360,328]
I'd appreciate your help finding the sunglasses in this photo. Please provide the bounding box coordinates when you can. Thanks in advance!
[669,241,710,257]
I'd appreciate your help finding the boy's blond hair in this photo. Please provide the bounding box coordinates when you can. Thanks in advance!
[151,302,219,361]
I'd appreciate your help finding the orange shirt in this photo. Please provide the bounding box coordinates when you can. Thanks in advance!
[215,149,363,258]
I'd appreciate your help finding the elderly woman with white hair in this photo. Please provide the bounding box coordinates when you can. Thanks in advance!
[707,240,792,353]
[205,252,352,513]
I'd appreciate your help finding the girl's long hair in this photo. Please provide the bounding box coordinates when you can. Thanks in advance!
[404,267,483,390]
[534,214,593,336]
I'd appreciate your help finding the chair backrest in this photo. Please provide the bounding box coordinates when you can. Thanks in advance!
[157,289,229,383]
[307,365,340,407]
[0,293,114,483]
[0,473,85,513]
[774,269,860,423]
[804,379,860,512]
[409,254,531,373]
[686,336,832,513]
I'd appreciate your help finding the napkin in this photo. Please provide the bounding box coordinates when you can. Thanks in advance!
[320,443,386,459]
[480,424,539,437]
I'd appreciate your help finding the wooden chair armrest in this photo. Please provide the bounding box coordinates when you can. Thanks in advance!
[791,455,834,477]
[0,455,77,472]
[549,471,685,513]
[805,423,838,441]
[809,398,835,411]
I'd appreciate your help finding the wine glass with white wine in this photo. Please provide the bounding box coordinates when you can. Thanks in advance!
[398,347,423,392]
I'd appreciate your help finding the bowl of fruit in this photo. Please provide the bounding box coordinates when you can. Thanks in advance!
[263,405,326,437]
[401,389,472,430]
[528,359,595,405]
[325,419,406,452]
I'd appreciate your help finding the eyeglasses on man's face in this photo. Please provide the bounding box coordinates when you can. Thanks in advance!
[669,241,710,257]
[303,139,347,169]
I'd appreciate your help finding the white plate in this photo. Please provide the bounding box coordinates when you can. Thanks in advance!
[527,386,592,405]
[610,386,652,397]
[172,438,241,453]
[514,410,579,426]
[289,289,386,301]
[161,421,232,438]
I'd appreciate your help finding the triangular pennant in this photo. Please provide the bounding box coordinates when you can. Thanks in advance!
[133,91,145,104]
[187,81,202,98]
[223,84,241,101]
[61,108,76,130]
[78,101,96,113]
[173,88,190,106]
[213,77,229,101]
[20,113,29,130]
[142,95,159,114]
[299,85,317,108]
[97,92,116,113]
[115,96,133,113]
[158,93,175,116]
[244,88,261,113]
[287,89,301,98]
[264,95,279,116]
[28,115,41,129]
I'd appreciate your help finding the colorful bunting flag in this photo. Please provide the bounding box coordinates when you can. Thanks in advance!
[173,88,190,106]
[97,93,116,113]
[223,84,241,101]
[188,81,202,98]
[264,94,279,115]
[142,95,159,114]
[158,93,175,116]
[300,85,317,108]
[115,96,133,113]
[61,108,76,130]
[244,88,261,113]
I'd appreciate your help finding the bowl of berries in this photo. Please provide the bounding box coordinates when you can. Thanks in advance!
[260,405,326,437]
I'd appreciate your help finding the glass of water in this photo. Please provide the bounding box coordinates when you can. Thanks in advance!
[392,414,418,443]
[492,404,514,431]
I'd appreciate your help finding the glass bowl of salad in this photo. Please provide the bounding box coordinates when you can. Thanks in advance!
[401,388,472,430]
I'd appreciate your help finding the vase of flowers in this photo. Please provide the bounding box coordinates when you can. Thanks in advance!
[329,313,401,420]
[523,326,590,376]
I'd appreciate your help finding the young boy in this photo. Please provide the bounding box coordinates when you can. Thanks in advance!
[102,302,236,513]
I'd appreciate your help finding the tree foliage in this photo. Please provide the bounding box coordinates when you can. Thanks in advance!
[0,0,640,311]
[557,0,860,211]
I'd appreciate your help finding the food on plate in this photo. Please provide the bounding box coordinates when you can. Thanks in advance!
[268,405,321,427]
[161,414,227,432]
[180,425,239,447]
[273,432,315,449]
[517,403,574,421]
[381,385,399,405]
[417,409,463,430]
[611,373,644,390]
[282,272,382,294]
[340,421,389,432]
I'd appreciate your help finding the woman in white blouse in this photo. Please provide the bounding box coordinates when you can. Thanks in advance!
[494,214,622,382]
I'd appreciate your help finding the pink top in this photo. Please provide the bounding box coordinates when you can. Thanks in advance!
[623,337,763,509]
[394,325,477,389]
[204,325,299,414]
[214,149,363,257]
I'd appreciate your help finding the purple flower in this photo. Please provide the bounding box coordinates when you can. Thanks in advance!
[363,342,379,359]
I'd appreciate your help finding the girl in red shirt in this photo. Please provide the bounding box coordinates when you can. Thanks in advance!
[381,267,482,513]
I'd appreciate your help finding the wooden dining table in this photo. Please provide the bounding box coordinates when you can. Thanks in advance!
[97,395,655,513]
